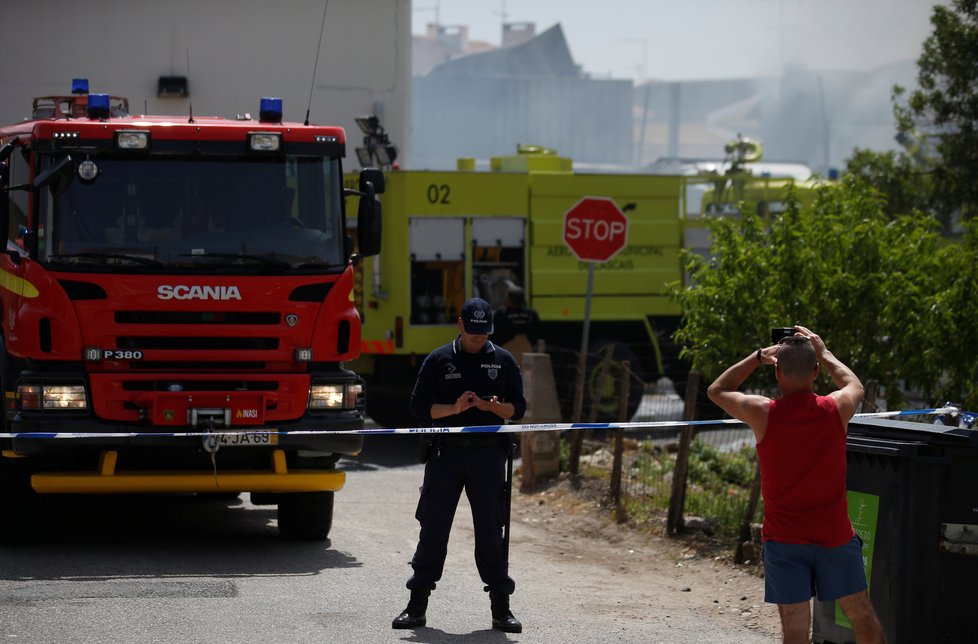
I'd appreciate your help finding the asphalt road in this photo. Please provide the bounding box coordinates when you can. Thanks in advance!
[0,436,777,643]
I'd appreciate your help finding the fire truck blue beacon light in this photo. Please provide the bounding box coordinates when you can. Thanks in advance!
[71,78,90,95]
[87,93,111,119]
[259,97,283,123]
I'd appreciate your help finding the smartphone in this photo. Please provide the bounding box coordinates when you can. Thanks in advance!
[771,327,795,343]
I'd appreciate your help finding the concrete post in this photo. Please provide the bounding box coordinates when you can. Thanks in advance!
[519,352,562,491]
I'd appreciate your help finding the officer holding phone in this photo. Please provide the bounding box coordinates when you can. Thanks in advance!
[392,297,526,633]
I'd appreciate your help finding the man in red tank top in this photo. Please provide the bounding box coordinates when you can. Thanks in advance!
[707,326,885,644]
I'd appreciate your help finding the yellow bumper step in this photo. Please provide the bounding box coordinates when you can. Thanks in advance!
[31,470,346,494]
[29,449,345,494]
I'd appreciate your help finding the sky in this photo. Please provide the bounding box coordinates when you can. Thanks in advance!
[412,0,942,82]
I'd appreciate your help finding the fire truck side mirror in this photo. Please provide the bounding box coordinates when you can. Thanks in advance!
[0,137,20,166]
[0,153,12,249]
[358,168,385,195]
[356,181,382,258]
[0,170,7,245]
[0,137,19,192]
[33,155,74,191]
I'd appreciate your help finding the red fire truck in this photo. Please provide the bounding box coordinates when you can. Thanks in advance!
[0,80,383,541]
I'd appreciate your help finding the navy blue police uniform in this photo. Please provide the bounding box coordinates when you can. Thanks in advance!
[406,336,526,595]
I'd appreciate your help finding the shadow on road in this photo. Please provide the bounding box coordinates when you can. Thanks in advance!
[398,628,516,643]
[344,435,425,470]
[0,433,423,582]
[0,493,360,581]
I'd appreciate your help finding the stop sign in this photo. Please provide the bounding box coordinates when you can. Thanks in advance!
[562,196,628,262]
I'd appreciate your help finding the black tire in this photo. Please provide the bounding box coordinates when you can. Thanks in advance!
[0,340,38,543]
[0,458,39,543]
[585,340,644,422]
[277,491,334,540]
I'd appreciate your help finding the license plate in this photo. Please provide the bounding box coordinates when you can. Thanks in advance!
[215,431,278,447]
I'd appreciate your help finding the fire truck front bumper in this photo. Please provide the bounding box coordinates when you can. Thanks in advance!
[25,449,348,495]
[1,412,364,458]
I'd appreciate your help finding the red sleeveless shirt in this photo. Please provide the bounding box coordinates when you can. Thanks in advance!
[757,392,854,546]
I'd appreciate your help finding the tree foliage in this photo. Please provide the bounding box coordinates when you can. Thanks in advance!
[894,0,978,226]
[844,148,931,218]
[927,222,978,406]
[672,178,960,408]
[673,1,978,410]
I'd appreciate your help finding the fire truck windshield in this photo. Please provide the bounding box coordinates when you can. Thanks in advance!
[37,154,347,272]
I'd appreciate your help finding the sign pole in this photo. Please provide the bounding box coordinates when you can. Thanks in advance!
[568,261,594,476]
[571,262,595,424]
[562,196,628,477]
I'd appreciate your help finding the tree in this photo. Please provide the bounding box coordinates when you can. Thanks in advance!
[672,178,952,408]
[926,222,978,407]
[894,0,978,228]
[844,147,931,219]
[673,2,978,411]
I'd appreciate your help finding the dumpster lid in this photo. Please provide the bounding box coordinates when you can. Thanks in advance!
[850,416,978,446]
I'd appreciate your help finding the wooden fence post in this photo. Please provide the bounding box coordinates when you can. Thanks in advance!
[569,344,614,480]
[610,360,629,523]
[667,371,702,535]
[568,349,585,478]
[734,461,763,564]
[862,380,879,413]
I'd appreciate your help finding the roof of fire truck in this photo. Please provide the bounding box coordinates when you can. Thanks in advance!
[17,79,346,146]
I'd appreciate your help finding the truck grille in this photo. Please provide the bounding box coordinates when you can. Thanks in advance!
[122,380,278,392]
[128,361,268,370]
[115,311,280,324]
[116,337,279,351]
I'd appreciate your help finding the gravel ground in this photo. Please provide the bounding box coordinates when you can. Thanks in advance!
[506,471,781,642]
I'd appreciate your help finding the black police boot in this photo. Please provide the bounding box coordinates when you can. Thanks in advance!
[489,590,522,633]
[392,589,430,629]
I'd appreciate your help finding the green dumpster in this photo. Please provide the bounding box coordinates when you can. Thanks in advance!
[812,416,978,644]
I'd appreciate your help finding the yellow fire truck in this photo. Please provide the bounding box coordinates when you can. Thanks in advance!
[347,146,695,427]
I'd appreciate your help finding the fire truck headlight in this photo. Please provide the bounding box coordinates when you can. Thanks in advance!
[307,383,362,410]
[308,384,344,409]
[248,132,281,152]
[17,384,88,410]
[115,130,150,150]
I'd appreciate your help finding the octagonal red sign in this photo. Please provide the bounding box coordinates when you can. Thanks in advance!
[562,196,629,262]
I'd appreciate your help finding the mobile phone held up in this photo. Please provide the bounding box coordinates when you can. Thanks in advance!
[771,327,795,344]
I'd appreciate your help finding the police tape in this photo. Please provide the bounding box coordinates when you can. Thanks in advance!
[0,407,959,440]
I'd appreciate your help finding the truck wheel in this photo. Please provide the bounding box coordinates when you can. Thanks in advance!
[277,491,334,540]
[0,459,39,543]
[586,340,644,422]
[0,341,39,542]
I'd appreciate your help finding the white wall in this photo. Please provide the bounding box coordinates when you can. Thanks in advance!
[0,0,411,166]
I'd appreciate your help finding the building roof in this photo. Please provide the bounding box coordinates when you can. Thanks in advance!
[427,24,579,78]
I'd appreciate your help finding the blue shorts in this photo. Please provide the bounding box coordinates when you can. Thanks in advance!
[763,535,867,604]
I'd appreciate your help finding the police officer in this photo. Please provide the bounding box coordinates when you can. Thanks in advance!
[392,297,526,633]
